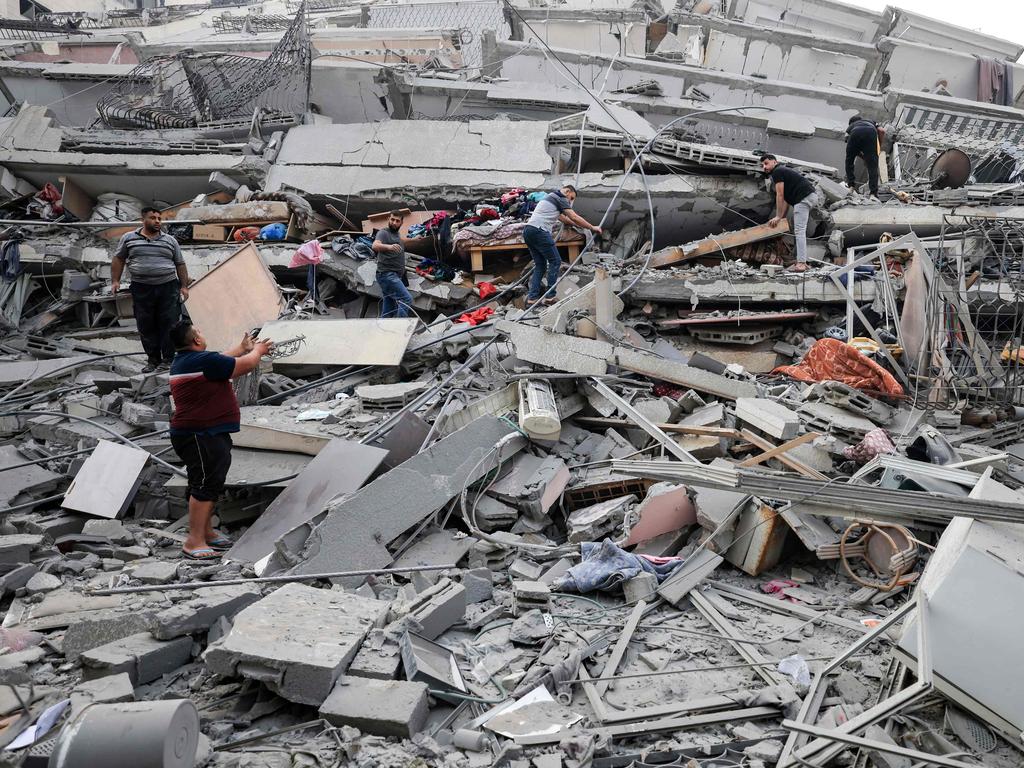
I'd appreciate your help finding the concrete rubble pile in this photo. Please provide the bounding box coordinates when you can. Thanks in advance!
[1,1,1024,767]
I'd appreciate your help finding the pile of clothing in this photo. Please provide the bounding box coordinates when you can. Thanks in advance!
[403,188,551,264]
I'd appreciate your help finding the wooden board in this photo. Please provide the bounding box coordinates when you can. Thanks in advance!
[650,220,790,269]
[184,242,284,353]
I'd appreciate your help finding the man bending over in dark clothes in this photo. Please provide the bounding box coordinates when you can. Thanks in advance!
[845,115,883,197]
[168,320,271,560]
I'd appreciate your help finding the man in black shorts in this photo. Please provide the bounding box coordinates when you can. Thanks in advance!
[168,320,271,559]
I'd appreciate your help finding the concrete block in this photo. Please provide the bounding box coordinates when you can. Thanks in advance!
[70,672,135,716]
[0,534,43,565]
[540,558,573,586]
[347,629,402,680]
[461,568,493,604]
[20,512,87,540]
[0,563,37,595]
[694,460,749,553]
[403,578,466,639]
[512,580,551,616]
[204,583,389,706]
[0,446,61,508]
[735,398,801,440]
[0,647,44,678]
[319,676,428,738]
[152,585,262,640]
[508,558,544,581]
[25,572,62,594]
[80,632,192,686]
[120,401,159,427]
[567,496,633,543]
[62,611,154,661]
[797,401,877,439]
[622,572,658,603]
[473,496,519,532]
[81,519,135,545]
[129,561,179,585]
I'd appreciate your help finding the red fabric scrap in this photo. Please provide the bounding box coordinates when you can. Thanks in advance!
[477,281,498,299]
[458,307,494,326]
[652,384,685,399]
[772,338,903,396]
[233,226,261,242]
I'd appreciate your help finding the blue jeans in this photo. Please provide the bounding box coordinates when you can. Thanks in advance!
[523,225,561,300]
[377,270,412,318]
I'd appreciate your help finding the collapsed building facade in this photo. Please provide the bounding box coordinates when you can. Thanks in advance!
[0,0,1023,766]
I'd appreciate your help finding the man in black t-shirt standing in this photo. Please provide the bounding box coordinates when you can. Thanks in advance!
[761,154,822,273]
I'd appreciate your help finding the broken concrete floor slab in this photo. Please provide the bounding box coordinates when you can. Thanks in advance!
[226,438,388,565]
[204,583,389,706]
[280,416,526,582]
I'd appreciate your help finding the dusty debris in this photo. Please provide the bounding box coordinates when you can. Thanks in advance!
[0,2,1022,767]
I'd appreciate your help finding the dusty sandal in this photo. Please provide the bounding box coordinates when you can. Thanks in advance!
[182,547,220,560]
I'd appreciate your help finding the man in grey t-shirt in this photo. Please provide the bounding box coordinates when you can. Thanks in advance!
[524,185,601,304]
[372,210,413,318]
[111,206,190,372]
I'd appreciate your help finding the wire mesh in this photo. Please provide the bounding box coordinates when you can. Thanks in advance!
[97,4,311,130]
[366,0,509,71]
[212,14,295,33]
[913,217,1024,411]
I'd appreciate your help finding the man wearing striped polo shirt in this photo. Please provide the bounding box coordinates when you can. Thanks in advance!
[111,207,190,373]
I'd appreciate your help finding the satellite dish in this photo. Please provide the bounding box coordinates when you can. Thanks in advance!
[929,148,971,189]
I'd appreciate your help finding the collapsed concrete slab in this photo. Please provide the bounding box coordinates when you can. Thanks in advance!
[204,583,390,706]
[279,416,526,582]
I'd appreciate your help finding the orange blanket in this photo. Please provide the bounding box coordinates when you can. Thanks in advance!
[772,338,903,396]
